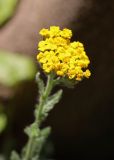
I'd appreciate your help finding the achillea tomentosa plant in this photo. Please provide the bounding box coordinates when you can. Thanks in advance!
[10,26,91,160]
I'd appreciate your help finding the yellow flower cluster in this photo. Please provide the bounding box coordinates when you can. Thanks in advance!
[37,26,91,81]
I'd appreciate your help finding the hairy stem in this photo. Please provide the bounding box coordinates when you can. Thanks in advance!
[23,74,54,160]
[36,74,54,125]
[23,137,34,160]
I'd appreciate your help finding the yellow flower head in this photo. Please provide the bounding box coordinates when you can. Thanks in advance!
[37,26,91,81]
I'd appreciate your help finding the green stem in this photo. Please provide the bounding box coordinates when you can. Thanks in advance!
[23,137,34,160]
[23,74,54,160]
[36,74,54,125]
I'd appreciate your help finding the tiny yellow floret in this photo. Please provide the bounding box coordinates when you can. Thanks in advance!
[37,26,91,81]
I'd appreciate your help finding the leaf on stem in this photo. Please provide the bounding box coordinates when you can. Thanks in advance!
[36,72,45,97]
[60,77,79,88]
[24,123,40,138]
[24,127,51,160]
[33,127,51,158]
[42,89,63,117]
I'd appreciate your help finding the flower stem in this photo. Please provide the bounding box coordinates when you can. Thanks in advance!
[36,74,54,125]
[23,74,54,160]
[23,137,34,160]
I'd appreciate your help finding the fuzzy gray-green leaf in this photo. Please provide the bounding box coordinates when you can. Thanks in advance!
[42,89,62,115]
[36,72,45,97]
[25,127,51,160]
[24,123,40,138]
[60,77,78,88]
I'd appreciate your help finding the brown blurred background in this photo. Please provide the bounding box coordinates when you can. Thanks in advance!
[0,0,114,159]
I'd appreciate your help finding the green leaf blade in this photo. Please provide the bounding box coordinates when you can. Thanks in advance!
[42,89,63,116]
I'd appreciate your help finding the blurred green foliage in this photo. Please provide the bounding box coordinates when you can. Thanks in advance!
[0,104,7,133]
[0,113,7,133]
[0,51,37,87]
[0,0,18,26]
